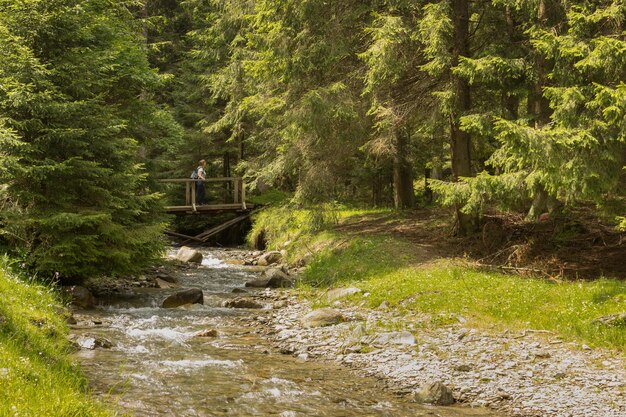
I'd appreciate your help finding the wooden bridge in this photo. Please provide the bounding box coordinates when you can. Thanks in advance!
[160,177,257,244]
[160,177,253,214]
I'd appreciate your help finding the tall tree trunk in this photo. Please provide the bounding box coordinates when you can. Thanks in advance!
[527,0,557,221]
[223,152,231,178]
[238,133,245,160]
[424,168,433,204]
[393,129,415,209]
[451,0,477,235]
[141,1,149,43]
[372,172,383,206]
[223,152,231,203]
[533,1,551,129]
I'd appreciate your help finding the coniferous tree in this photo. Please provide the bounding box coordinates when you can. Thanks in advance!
[493,0,626,219]
[360,9,421,209]
[429,0,625,229]
[0,0,180,281]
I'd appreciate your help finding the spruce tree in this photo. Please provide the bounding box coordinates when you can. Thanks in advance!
[0,0,178,281]
[359,9,421,209]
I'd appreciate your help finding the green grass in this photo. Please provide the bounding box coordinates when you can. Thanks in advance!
[247,203,393,263]
[299,234,626,351]
[0,261,115,417]
[251,206,626,350]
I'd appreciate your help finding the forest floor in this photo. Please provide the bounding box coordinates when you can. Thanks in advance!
[247,206,626,416]
[333,207,626,280]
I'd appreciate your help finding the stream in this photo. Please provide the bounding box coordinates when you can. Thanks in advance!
[72,248,499,417]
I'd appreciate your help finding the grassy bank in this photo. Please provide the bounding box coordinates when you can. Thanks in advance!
[0,260,113,417]
[250,206,626,351]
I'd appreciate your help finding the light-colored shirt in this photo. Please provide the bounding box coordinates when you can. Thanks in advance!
[196,166,206,180]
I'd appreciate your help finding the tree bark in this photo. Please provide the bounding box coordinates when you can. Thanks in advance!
[527,0,558,221]
[451,0,477,235]
[392,129,415,209]
[424,168,433,204]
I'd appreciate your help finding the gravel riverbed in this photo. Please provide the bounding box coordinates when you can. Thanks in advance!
[250,289,625,417]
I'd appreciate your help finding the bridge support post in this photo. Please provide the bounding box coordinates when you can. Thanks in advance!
[241,179,246,210]
[191,182,196,212]
[233,178,239,204]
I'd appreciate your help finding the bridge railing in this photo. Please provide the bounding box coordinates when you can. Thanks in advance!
[159,177,247,212]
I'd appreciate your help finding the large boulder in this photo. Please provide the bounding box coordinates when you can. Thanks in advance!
[156,272,178,283]
[414,381,454,406]
[161,288,204,308]
[256,251,282,266]
[245,278,270,288]
[63,285,95,309]
[223,297,263,309]
[244,269,294,288]
[301,308,344,328]
[176,246,203,264]
[156,278,179,289]
[72,335,113,350]
[373,331,416,346]
[326,287,362,302]
[264,268,294,288]
[267,275,294,288]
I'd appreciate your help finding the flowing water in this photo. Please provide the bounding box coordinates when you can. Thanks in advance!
[72,248,499,417]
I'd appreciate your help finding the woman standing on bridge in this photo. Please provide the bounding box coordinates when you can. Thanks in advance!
[195,159,206,205]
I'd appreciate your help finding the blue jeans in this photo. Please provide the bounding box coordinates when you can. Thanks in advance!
[196,181,205,205]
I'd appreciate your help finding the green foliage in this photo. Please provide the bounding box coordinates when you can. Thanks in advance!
[1,0,624,285]
[0,0,177,281]
[246,189,292,206]
[360,13,412,95]
[141,0,626,231]
[417,0,626,223]
[483,2,626,214]
[418,2,452,76]
[430,172,529,214]
[0,260,113,416]
[453,56,528,87]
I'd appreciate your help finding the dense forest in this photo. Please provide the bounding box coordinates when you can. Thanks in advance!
[0,0,624,281]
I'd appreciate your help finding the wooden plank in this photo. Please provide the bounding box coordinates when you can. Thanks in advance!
[233,178,239,204]
[165,203,255,212]
[193,212,254,242]
[159,177,241,183]
[191,183,196,212]
[185,182,190,205]
[195,213,249,239]
[165,230,204,242]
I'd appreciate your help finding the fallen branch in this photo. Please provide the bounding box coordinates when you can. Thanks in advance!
[473,262,562,277]
[513,329,553,339]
